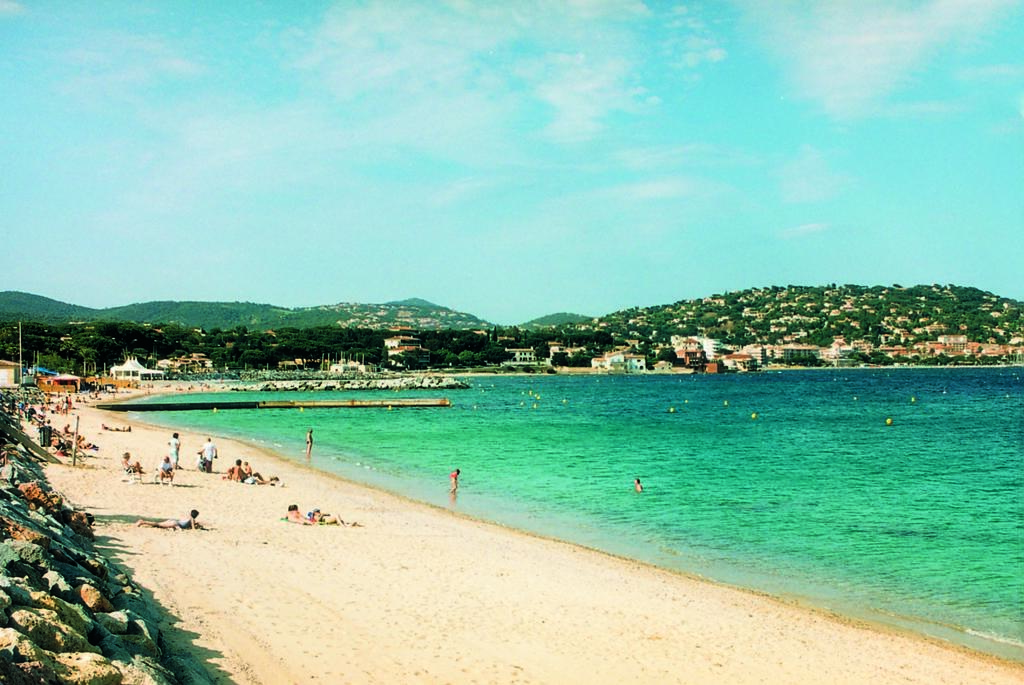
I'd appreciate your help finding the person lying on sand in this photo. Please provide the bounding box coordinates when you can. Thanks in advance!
[136,509,201,530]
[102,423,131,432]
[242,461,281,485]
[304,506,362,527]
[285,504,313,525]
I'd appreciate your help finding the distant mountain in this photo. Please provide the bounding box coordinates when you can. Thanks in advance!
[387,297,442,309]
[0,292,98,322]
[522,312,593,328]
[0,292,492,331]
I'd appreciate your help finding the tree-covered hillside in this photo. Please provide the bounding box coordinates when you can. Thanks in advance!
[0,292,492,330]
[586,284,1022,347]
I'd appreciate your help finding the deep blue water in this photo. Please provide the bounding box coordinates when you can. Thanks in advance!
[131,368,1024,659]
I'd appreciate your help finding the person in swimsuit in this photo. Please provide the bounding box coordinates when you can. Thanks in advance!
[286,504,314,525]
[121,452,144,475]
[305,428,313,461]
[136,509,201,530]
[450,468,460,494]
[634,477,643,493]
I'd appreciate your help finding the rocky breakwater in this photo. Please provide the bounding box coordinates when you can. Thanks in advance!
[0,447,201,684]
[234,375,470,393]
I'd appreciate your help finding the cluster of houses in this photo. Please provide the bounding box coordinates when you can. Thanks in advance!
[377,325,1024,373]
[511,332,1024,374]
[3,325,1020,388]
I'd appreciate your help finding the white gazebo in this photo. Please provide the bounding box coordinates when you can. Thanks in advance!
[110,357,164,381]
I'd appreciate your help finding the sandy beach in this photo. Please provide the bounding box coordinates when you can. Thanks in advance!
[36,389,1023,685]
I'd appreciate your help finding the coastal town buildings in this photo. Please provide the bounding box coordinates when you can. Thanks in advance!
[591,349,647,372]
[0,360,19,388]
[504,348,537,366]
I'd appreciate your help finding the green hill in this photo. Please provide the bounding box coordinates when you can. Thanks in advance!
[0,292,492,330]
[522,312,593,328]
[0,291,98,322]
[587,284,1023,347]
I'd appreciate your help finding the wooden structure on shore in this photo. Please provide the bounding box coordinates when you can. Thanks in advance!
[97,398,452,412]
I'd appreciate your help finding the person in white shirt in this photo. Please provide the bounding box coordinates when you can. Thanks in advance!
[168,432,181,469]
[197,437,217,472]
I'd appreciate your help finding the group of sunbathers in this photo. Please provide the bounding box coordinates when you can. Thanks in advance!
[284,504,361,527]
[222,459,281,485]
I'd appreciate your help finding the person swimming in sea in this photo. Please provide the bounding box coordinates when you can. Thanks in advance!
[634,477,643,493]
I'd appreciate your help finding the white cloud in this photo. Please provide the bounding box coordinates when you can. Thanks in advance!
[525,52,645,142]
[739,0,1017,118]
[956,63,1024,81]
[601,175,730,202]
[780,222,830,239]
[0,0,23,16]
[777,145,850,203]
[58,34,204,101]
[616,143,759,170]
[296,1,717,145]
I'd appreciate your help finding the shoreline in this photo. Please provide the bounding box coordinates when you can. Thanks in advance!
[39,386,1024,683]
[102,390,1024,665]
[91,387,1024,662]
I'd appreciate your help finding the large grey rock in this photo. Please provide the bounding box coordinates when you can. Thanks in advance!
[43,568,74,597]
[95,611,129,635]
[117,655,179,685]
[0,542,21,570]
[96,629,132,663]
[53,650,124,685]
[162,654,212,685]
[0,576,34,606]
[7,606,99,654]
[0,625,49,663]
[30,589,94,637]
[5,539,47,565]
[117,633,161,659]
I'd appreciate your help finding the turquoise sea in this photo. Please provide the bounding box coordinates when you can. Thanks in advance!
[130,368,1023,660]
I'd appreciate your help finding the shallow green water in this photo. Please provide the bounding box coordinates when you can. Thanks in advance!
[132,368,1023,659]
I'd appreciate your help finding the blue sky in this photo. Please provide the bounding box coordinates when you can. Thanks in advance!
[1,1,1022,324]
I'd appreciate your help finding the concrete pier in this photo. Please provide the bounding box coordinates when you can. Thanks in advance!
[97,398,452,412]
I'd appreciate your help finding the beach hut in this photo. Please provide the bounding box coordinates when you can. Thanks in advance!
[0,360,20,388]
[38,373,81,393]
[110,357,164,382]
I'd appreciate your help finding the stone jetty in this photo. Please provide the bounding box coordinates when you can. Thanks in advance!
[229,375,470,393]
[1,402,205,684]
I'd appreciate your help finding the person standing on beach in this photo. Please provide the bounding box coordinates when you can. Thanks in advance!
[198,437,217,473]
[450,468,460,494]
[169,432,181,470]
[305,428,313,461]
